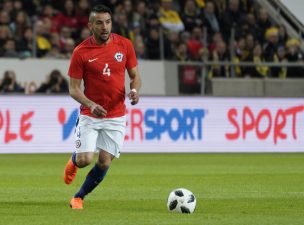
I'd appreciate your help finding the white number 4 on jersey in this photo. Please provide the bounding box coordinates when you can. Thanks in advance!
[103,63,111,76]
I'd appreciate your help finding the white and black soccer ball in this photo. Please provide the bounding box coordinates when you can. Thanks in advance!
[167,188,196,214]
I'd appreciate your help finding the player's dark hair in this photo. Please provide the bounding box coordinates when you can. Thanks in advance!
[89,4,113,22]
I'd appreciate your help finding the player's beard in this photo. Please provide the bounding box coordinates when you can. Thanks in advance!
[95,30,110,44]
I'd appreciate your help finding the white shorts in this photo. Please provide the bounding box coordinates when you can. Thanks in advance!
[74,115,126,158]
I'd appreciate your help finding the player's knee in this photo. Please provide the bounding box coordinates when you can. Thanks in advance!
[76,159,91,168]
[96,160,111,170]
[76,154,94,168]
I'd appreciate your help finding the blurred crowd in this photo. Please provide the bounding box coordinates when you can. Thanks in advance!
[0,0,303,94]
[0,69,68,94]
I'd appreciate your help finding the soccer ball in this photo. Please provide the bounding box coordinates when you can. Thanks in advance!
[167,188,196,214]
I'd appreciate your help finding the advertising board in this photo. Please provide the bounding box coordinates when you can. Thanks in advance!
[0,96,303,153]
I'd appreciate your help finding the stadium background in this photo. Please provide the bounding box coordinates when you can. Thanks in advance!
[0,0,304,225]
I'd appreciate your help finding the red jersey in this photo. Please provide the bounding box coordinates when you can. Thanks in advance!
[68,33,138,118]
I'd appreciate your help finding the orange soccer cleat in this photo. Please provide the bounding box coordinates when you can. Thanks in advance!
[63,159,78,185]
[70,197,83,209]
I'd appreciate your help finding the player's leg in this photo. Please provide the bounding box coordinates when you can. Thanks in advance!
[64,152,95,184]
[73,150,114,200]
[64,115,98,185]
[70,150,113,209]
[70,116,126,209]
[75,152,94,168]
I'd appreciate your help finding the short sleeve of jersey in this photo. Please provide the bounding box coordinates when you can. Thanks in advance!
[125,39,138,70]
[68,49,84,79]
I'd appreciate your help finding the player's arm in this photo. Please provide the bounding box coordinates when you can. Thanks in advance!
[127,66,141,105]
[69,77,107,117]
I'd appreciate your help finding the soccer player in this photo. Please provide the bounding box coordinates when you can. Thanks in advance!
[63,4,142,209]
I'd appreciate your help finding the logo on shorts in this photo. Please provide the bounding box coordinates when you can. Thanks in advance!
[75,140,81,148]
[114,52,124,62]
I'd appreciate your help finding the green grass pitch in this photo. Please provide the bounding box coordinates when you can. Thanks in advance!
[0,153,303,225]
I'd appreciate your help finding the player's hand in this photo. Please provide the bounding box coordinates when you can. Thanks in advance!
[128,89,139,105]
[89,103,107,117]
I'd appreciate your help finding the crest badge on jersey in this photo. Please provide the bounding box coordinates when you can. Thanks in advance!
[75,140,81,148]
[114,52,124,62]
